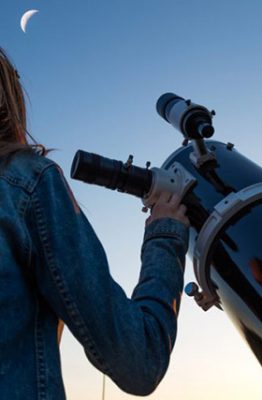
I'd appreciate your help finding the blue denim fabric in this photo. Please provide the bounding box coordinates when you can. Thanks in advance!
[0,150,189,399]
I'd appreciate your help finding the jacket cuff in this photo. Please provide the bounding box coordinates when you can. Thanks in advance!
[143,217,189,253]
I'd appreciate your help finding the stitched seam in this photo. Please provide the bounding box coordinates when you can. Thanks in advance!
[31,190,114,378]
[27,163,58,193]
[34,298,47,400]
[143,232,182,246]
[18,191,32,271]
[0,175,30,190]
[0,162,57,193]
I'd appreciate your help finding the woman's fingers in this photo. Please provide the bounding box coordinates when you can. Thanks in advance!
[169,193,182,207]
[178,204,187,214]
[157,191,173,203]
[146,191,190,227]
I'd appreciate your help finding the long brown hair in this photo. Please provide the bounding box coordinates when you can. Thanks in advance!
[0,47,53,161]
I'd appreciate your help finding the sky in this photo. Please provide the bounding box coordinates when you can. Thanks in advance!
[1,0,262,399]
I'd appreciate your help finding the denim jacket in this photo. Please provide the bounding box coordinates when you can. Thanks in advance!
[0,149,189,399]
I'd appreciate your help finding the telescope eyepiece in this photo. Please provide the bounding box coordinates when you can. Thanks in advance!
[199,122,215,138]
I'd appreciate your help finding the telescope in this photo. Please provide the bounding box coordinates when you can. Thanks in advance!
[71,93,262,365]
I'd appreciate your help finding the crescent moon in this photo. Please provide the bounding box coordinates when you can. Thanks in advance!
[20,10,39,33]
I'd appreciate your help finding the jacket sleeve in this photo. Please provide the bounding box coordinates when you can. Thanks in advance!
[27,163,189,396]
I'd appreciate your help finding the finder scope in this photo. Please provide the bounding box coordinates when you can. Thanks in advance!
[156,92,215,139]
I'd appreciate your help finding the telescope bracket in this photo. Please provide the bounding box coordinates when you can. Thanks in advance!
[192,182,262,311]
[189,139,216,168]
[142,163,197,208]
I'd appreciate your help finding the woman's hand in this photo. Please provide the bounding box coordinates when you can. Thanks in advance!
[146,192,190,227]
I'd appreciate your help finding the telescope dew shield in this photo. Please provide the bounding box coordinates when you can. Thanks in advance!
[161,141,262,364]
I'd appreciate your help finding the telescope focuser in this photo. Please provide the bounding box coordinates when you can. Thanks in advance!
[71,151,197,209]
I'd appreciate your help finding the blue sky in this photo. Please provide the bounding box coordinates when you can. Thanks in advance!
[1,1,262,399]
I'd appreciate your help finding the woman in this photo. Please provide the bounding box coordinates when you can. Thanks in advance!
[0,48,189,399]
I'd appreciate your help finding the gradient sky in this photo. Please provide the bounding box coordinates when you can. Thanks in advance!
[1,1,262,399]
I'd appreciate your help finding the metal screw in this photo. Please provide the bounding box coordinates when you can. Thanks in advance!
[226,142,234,150]
[185,282,199,297]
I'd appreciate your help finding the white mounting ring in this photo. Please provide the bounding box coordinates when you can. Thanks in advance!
[193,182,262,309]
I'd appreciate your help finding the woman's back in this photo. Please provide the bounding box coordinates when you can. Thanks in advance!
[0,150,66,399]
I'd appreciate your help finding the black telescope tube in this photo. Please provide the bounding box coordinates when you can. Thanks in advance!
[71,150,153,198]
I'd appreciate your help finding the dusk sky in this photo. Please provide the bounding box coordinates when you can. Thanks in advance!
[1,1,262,399]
